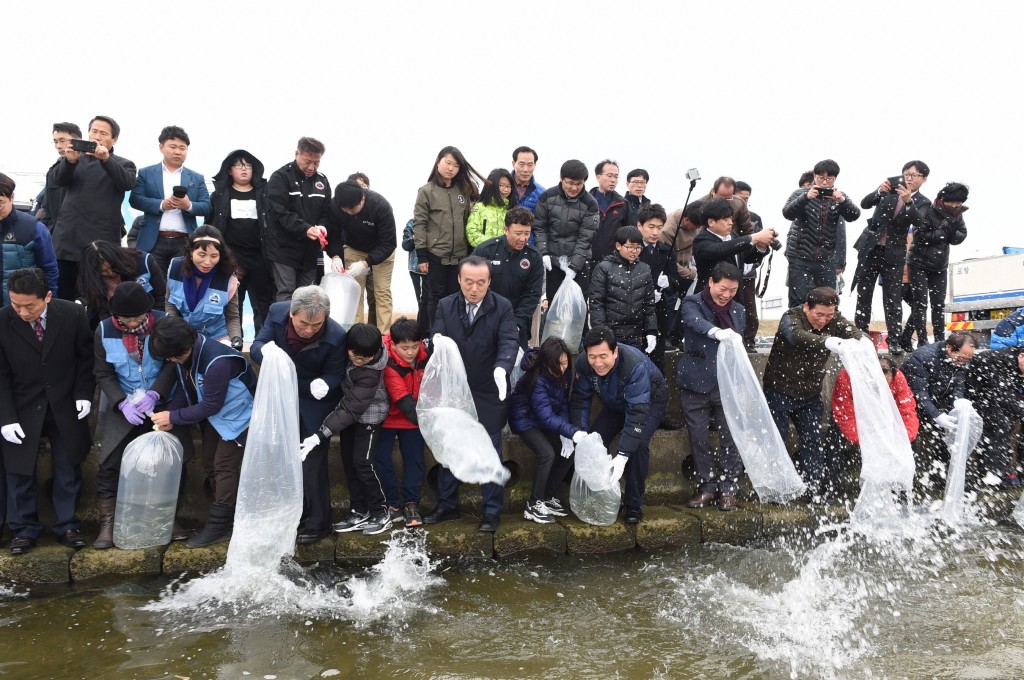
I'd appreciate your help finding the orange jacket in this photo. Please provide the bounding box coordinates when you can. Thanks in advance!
[831,368,919,444]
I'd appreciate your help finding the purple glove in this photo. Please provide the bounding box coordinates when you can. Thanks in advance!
[135,390,160,415]
[118,399,145,426]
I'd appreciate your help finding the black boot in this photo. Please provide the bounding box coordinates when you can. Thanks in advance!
[93,498,116,549]
[186,503,234,548]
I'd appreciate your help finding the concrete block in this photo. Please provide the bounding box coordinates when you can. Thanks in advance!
[687,506,763,545]
[635,506,702,550]
[162,541,228,576]
[423,519,493,558]
[71,546,163,581]
[493,515,567,557]
[0,544,72,584]
[293,536,336,565]
[563,516,635,554]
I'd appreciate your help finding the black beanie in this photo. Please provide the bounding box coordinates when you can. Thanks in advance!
[108,281,154,317]
[937,182,969,203]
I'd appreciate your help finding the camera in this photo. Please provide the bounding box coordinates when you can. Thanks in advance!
[770,238,783,251]
[172,185,187,198]
[887,176,905,191]
[685,168,701,181]
[70,139,97,153]
[817,187,834,197]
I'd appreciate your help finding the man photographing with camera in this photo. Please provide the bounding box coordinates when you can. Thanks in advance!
[781,159,861,308]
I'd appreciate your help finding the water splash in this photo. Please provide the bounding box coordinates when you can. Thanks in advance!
[144,530,441,625]
[0,583,27,599]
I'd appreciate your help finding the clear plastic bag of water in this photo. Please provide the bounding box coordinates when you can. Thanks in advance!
[228,342,304,569]
[542,279,586,351]
[113,431,183,550]
[940,398,984,519]
[320,259,361,330]
[509,347,526,392]
[569,433,621,525]
[717,332,806,503]
[417,335,510,486]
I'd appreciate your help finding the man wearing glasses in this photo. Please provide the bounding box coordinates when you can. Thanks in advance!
[852,161,930,356]
[588,160,632,262]
[781,159,862,308]
[624,168,651,224]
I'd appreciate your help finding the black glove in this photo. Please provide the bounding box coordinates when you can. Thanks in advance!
[230,336,243,351]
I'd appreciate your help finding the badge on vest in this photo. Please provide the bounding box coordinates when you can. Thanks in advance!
[520,259,531,270]
[315,181,325,191]
[136,276,148,286]
[4,232,14,242]
[208,293,221,304]
[457,194,466,205]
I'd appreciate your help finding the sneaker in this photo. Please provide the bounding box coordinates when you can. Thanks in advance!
[523,500,557,524]
[403,501,423,527]
[361,511,394,535]
[333,510,370,533]
[541,498,568,517]
[387,505,405,524]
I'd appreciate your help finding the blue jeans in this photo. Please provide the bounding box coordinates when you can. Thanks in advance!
[375,428,426,507]
[787,257,837,308]
[765,387,825,492]
[435,430,505,517]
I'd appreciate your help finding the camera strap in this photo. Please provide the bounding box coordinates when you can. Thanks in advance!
[757,250,774,299]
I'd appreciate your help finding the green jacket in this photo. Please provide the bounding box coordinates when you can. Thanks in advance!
[762,305,863,400]
[466,200,509,248]
[413,182,471,265]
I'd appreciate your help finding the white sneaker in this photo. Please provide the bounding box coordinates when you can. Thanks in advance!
[541,498,568,517]
[523,500,557,524]
[333,511,370,533]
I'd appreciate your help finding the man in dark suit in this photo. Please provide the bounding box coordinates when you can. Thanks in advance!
[852,161,930,356]
[250,285,347,544]
[678,262,746,511]
[129,125,212,277]
[692,198,775,292]
[0,268,95,554]
[425,256,519,532]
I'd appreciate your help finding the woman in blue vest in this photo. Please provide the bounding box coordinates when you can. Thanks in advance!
[77,240,166,330]
[166,225,243,350]
[150,316,256,547]
[92,282,189,548]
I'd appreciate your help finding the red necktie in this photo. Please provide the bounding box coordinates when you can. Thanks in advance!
[33,319,44,342]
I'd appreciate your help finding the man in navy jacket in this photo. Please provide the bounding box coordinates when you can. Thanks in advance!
[130,126,212,277]
[571,325,668,524]
[678,262,746,511]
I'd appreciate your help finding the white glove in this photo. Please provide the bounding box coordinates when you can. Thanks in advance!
[654,290,662,303]
[608,454,628,485]
[347,261,369,277]
[219,338,232,346]
[299,434,320,461]
[559,435,574,459]
[935,413,958,431]
[657,273,670,289]
[564,268,576,282]
[331,256,345,273]
[824,337,843,353]
[713,328,737,342]
[76,400,92,420]
[1,423,25,444]
[542,255,552,271]
[310,378,329,400]
[572,430,587,445]
[645,335,657,353]
[953,398,972,410]
[494,367,507,401]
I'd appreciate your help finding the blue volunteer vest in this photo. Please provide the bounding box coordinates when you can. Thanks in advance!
[176,335,254,440]
[99,311,166,395]
[166,256,233,339]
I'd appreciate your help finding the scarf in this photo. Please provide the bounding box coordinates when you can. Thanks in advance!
[286,317,326,353]
[701,285,735,330]
[936,200,968,219]
[183,266,217,311]
[111,313,153,364]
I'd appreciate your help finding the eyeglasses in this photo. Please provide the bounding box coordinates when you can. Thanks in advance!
[628,179,647,186]
[621,244,643,252]
[814,175,837,184]
[232,161,252,170]
[116,314,147,324]
[904,172,924,180]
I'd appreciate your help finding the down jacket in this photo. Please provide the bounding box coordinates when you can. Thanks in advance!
[831,367,918,444]
[532,186,599,273]
[906,203,968,272]
[900,340,969,420]
[381,332,430,429]
[508,350,579,439]
[782,188,861,266]
[589,252,657,338]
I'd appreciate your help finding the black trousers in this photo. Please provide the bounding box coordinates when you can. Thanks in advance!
[338,422,387,515]
[518,428,574,503]
[425,253,460,330]
[201,423,245,508]
[907,265,948,343]
[234,248,276,336]
[301,439,332,532]
[57,259,79,301]
[855,246,904,343]
[410,271,430,335]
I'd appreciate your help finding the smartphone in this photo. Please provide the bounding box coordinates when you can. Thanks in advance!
[70,139,98,153]
[817,187,834,197]
[887,176,905,191]
[172,185,187,198]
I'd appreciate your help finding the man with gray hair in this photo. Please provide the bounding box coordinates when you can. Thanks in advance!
[250,285,347,544]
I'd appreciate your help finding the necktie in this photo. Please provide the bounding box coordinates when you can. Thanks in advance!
[467,303,477,324]
[879,197,904,247]
[33,319,44,342]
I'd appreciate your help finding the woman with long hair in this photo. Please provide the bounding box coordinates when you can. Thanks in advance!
[412,146,486,327]
[77,240,166,328]
[508,336,584,524]
[165,225,242,348]
[466,168,516,247]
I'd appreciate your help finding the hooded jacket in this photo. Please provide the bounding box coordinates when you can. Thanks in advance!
[209,149,269,255]
[589,189,632,261]
[901,340,971,421]
[321,343,390,435]
[782,188,861,266]
[413,181,472,265]
[589,251,657,338]
[508,349,579,438]
[381,332,430,429]
[906,203,968,272]
[762,305,863,400]
[533,186,600,273]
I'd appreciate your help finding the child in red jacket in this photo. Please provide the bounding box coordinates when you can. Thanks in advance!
[831,356,919,445]
[376,317,431,526]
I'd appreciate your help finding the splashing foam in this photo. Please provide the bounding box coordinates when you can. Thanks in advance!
[0,583,27,599]
[144,530,441,625]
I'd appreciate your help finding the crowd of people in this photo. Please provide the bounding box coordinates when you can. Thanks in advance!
[1,116,1017,557]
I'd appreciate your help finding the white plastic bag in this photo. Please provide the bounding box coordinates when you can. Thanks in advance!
[417,335,510,486]
[542,279,587,351]
[1014,490,1024,529]
[717,332,806,503]
[320,259,361,330]
[509,347,526,392]
[940,398,984,520]
[227,342,303,570]
[569,433,621,525]
[113,431,183,550]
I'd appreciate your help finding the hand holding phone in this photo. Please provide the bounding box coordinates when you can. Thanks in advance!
[172,185,187,198]
[70,139,98,154]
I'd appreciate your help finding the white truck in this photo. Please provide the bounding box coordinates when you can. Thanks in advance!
[946,251,1024,339]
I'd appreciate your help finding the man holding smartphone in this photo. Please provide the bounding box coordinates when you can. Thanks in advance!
[51,115,137,300]
[130,126,212,277]
[851,161,930,356]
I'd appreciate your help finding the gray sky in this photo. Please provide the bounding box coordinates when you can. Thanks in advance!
[5,0,1019,320]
